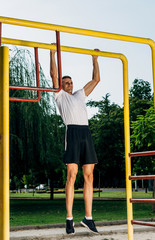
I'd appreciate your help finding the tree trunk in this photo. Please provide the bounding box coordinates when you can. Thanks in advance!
[152,179,155,213]
[145,180,148,193]
[98,171,101,198]
[50,170,54,200]
[33,183,35,197]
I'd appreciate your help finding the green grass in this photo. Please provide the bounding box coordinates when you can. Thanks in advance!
[10,191,155,227]
[10,190,153,199]
[10,198,155,227]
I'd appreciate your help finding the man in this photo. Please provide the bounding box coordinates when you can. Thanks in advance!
[50,46,100,235]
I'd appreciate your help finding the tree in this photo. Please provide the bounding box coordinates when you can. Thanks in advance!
[131,104,155,211]
[87,94,125,187]
[129,78,153,121]
[87,79,154,189]
[129,79,152,100]
[44,107,65,200]
[9,47,65,198]
[131,104,155,175]
[9,53,50,181]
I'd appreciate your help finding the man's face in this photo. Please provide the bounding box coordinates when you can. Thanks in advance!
[62,78,73,95]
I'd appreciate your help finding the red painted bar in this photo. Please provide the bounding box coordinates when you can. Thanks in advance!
[9,97,40,102]
[34,47,41,101]
[129,151,155,157]
[132,220,155,227]
[56,31,62,90]
[0,22,2,46]
[130,198,155,203]
[129,175,155,180]
[9,85,60,92]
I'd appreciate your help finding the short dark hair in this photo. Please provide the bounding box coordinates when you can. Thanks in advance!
[62,75,72,80]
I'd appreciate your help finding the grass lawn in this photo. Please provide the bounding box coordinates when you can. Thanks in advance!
[10,190,154,199]
[10,198,155,227]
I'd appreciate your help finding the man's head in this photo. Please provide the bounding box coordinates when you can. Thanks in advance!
[62,76,73,95]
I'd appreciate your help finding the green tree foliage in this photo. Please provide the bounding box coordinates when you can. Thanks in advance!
[129,78,154,193]
[129,78,153,121]
[131,104,155,175]
[129,78,154,181]
[87,79,154,188]
[87,94,125,187]
[131,104,155,211]
[9,47,65,199]
[44,110,65,199]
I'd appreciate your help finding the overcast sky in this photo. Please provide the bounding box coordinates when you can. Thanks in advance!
[1,0,155,117]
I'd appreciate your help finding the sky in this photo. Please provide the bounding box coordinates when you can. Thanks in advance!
[1,0,155,118]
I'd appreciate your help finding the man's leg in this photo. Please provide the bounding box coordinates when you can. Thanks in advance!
[66,163,78,218]
[81,164,98,234]
[83,164,94,217]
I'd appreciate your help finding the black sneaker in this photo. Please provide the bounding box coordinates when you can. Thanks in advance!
[66,219,75,234]
[80,217,99,234]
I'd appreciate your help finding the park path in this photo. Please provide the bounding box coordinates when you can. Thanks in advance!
[10,223,155,240]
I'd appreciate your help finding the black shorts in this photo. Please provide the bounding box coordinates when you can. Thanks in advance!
[63,125,98,165]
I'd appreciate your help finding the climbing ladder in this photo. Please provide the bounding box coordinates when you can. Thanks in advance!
[128,150,155,227]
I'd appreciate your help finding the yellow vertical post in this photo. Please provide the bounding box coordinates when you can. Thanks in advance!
[0,46,10,240]
[150,43,155,107]
[121,55,134,240]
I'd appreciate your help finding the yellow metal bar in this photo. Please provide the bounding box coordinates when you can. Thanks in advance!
[122,55,133,240]
[0,46,9,240]
[0,16,154,45]
[2,37,124,59]
[150,44,155,106]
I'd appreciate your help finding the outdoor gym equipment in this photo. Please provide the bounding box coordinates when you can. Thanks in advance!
[9,31,62,101]
[9,47,41,102]
[0,16,155,240]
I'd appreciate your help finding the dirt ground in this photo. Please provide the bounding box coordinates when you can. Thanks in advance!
[63,231,155,240]
[10,224,155,240]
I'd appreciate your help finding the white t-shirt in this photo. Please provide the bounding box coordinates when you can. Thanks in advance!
[54,88,88,126]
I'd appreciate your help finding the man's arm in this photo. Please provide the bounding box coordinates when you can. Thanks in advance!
[50,45,59,88]
[84,49,100,97]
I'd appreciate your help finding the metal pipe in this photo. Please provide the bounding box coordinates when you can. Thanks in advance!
[0,23,2,46]
[1,37,124,59]
[0,16,154,45]
[122,52,133,240]
[0,46,9,240]
[132,220,155,227]
[56,31,62,90]
[129,175,155,180]
[34,47,41,100]
[6,37,126,92]
[129,151,155,157]
[130,198,155,203]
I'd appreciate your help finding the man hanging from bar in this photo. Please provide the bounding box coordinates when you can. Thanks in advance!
[50,45,100,235]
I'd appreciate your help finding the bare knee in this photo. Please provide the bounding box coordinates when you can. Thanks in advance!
[66,164,78,186]
[84,171,94,184]
[67,172,77,186]
[83,165,95,185]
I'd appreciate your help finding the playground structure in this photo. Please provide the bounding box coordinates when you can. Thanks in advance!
[0,16,155,240]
